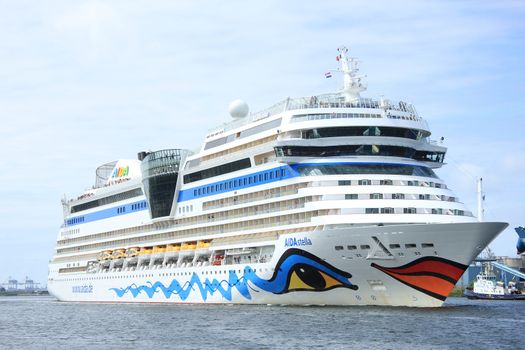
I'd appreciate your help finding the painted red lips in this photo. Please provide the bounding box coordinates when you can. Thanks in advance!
[371,257,468,301]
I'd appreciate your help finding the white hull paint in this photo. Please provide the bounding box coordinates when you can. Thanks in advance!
[48,222,507,307]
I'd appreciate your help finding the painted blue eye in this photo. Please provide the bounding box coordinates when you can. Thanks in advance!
[251,248,358,294]
[295,264,326,289]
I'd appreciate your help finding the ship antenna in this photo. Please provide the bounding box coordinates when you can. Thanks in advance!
[336,46,367,102]
[477,177,485,222]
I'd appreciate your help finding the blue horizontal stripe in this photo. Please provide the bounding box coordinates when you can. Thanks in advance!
[63,161,431,227]
[177,165,294,202]
[177,161,429,202]
[64,199,148,227]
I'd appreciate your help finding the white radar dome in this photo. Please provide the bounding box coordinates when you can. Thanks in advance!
[229,99,249,119]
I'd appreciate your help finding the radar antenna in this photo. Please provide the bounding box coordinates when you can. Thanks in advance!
[333,46,367,102]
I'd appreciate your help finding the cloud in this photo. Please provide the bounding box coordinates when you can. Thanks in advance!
[0,0,524,283]
[502,154,525,172]
[51,1,124,60]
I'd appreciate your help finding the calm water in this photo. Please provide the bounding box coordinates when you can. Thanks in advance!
[0,296,522,349]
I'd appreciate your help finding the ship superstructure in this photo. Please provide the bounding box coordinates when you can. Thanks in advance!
[48,47,507,307]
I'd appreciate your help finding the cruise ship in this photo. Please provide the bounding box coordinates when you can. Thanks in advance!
[47,47,508,307]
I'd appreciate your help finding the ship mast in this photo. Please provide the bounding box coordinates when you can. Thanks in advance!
[477,177,485,222]
[337,46,366,102]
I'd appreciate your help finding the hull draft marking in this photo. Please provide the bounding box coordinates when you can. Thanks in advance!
[109,248,358,301]
[371,256,468,301]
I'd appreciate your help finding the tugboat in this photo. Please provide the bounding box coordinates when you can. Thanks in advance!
[464,263,525,300]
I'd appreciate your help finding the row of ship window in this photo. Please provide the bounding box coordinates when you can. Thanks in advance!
[119,201,147,213]
[192,168,286,197]
[338,179,445,188]
[67,200,148,226]
[275,145,445,163]
[289,98,414,111]
[59,268,270,282]
[363,207,465,215]
[204,111,420,152]
[71,188,143,213]
[186,164,444,202]
[292,113,381,123]
[66,216,85,226]
[57,211,322,254]
[291,112,420,123]
[345,193,456,201]
[178,205,194,214]
[131,201,148,211]
[184,158,251,184]
[62,228,80,237]
[184,163,439,198]
[301,126,425,140]
[334,243,434,251]
[297,164,437,178]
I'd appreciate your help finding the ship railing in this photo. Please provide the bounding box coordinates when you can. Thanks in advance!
[196,203,307,225]
[189,141,275,172]
[203,189,298,210]
[208,93,422,135]
[71,216,316,256]
[91,253,274,273]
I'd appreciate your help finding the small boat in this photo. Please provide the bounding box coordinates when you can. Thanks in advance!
[196,240,211,250]
[111,249,126,260]
[125,247,139,258]
[180,242,196,251]
[464,271,525,300]
[166,244,181,253]
[138,247,152,256]
[98,250,113,261]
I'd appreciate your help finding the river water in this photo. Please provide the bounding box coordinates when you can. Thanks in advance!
[0,296,522,349]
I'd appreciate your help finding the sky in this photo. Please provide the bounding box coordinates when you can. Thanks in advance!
[0,0,524,286]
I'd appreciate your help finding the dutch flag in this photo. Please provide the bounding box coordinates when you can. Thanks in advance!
[325,71,332,78]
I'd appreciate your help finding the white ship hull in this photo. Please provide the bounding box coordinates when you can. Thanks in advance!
[48,222,506,307]
[48,48,508,308]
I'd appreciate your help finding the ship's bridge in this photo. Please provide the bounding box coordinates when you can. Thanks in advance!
[199,46,443,169]
[274,99,446,168]
[206,93,428,138]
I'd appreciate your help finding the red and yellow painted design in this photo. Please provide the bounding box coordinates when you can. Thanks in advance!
[371,257,468,301]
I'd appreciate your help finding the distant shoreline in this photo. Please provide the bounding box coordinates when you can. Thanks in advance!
[0,291,49,297]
